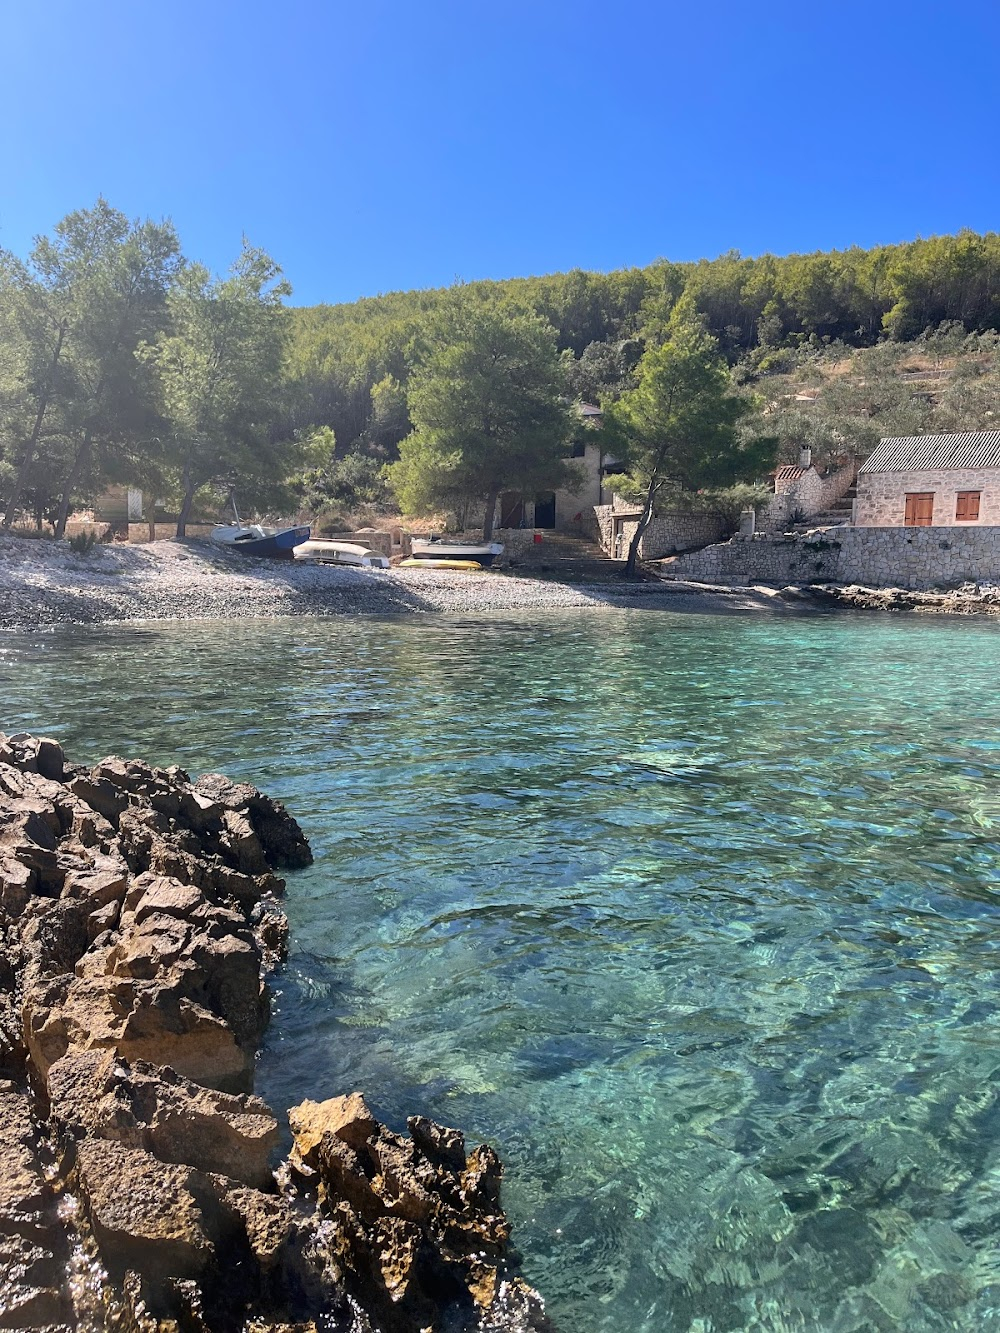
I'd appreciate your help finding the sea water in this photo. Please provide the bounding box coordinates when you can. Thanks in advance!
[4,609,1000,1332]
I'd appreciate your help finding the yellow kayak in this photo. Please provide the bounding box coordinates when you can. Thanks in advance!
[400,557,484,571]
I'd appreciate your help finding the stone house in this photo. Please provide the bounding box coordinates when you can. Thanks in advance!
[495,404,612,536]
[855,431,1000,527]
[758,447,857,533]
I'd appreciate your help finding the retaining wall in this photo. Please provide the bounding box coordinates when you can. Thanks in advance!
[593,506,727,559]
[664,525,1000,591]
[127,523,216,542]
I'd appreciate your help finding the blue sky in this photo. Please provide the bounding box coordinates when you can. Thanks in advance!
[2,0,998,306]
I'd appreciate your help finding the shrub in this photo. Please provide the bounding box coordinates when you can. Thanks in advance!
[68,531,98,555]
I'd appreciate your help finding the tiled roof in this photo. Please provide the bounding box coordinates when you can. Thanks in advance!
[861,431,1000,473]
[775,465,805,482]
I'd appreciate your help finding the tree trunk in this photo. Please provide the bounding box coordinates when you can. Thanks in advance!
[481,488,500,542]
[2,321,67,529]
[53,431,92,540]
[175,464,196,538]
[624,476,658,579]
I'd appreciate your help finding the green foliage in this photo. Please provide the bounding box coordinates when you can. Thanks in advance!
[5,206,1000,541]
[304,449,392,518]
[390,296,578,539]
[601,309,775,572]
[139,243,293,535]
[0,199,180,533]
[68,529,97,554]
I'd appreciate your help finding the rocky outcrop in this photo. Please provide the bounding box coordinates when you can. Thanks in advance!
[0,731,550,1332]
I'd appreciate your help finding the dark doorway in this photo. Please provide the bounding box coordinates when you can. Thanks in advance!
[534,491,556,528]
[500,492,524,528]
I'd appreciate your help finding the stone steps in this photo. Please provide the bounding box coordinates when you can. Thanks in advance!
[504,531,630,582]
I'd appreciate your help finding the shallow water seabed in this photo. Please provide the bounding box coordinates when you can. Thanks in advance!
[4,609,1000,1333]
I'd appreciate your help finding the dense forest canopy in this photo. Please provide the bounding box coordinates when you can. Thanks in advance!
[286,229,1000,482]
[3,206,1000,534]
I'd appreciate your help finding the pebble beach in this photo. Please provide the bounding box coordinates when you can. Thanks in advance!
[4,534,998,629]
[0,534,799,628]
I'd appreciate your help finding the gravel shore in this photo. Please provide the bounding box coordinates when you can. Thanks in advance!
[0,534,803,628]
[6,534,995,628]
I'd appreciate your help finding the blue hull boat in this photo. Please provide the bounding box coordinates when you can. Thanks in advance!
[211,523,311,558]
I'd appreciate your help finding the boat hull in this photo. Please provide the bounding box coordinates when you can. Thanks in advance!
[400,557,483,571]
[410,540,503,567]
[294,540,389,568]
[211,525,310,558]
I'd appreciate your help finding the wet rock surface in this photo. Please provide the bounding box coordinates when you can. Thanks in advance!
[0,732,550,1332]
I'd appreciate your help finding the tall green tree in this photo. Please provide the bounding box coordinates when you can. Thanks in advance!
[390,297,578,540]
[139,244,292,536]
[47,202,180,537]
[0,251,72,527]
[2,201,180,532]
[602,308,774,576]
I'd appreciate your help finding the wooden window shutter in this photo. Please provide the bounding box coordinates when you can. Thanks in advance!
[904,493,935,526]
[956,491,981,521]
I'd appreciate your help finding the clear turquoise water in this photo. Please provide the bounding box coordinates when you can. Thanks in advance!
[4,610,1000,1332]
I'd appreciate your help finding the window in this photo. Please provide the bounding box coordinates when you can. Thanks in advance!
[956,490,981,522]
[904,492,934,526]
[570,440,586,458]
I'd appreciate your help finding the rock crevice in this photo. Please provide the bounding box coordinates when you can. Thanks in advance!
[0,731,550,1332]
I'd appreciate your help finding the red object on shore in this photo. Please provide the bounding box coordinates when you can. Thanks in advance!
[533,532,543,544]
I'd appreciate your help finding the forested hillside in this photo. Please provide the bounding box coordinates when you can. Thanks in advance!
[3,211,999,534]
[288,230,1000,519]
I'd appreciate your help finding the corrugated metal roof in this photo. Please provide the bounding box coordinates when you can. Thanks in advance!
[861,431,1000,473]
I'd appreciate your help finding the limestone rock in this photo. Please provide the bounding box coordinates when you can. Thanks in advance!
[289,1092,377,1170]
[0,736,550,1332]
[75,1138,215,1283]
[48,1050,279,1188]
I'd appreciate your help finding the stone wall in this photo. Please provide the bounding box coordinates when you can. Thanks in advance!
[664,525,1000,590]
[593,505,727,559]
[448,528,541,562]
[855,466,1000,526]
[128,523,216,542]
[760,460,856,533]
[664,532,842,584]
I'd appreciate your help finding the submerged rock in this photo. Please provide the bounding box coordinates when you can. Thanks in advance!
[0,731,550,1331]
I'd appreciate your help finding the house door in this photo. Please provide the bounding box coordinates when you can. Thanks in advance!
[500,492,524,528]
[904,492,935,526]
[534,491,556,528]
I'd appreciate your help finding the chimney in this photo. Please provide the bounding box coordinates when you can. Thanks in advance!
[798,445,812,471]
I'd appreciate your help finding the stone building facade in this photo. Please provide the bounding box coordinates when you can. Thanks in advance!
[856,432,1000,527]
[760,455,857,532]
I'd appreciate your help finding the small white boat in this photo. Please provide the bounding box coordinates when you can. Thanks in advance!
[293,540,389,569]
[410,538,504,567]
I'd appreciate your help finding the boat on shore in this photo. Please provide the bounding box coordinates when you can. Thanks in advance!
[293,540,390,569]
[410,538,503,567]
[399,557,484,571]
[210,523,311,558]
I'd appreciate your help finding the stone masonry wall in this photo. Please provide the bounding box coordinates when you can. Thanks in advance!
[128,523,216,542]
[856,467,1000,526]
[664,526,1000,590]
[593,506,726,559]
[760,460,856,534]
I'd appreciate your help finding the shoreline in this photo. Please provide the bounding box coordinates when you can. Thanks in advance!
[2,533,999,629]
[0,731,551,1330]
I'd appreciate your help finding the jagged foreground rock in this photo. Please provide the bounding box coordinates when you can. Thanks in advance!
[0,731,551,1333]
